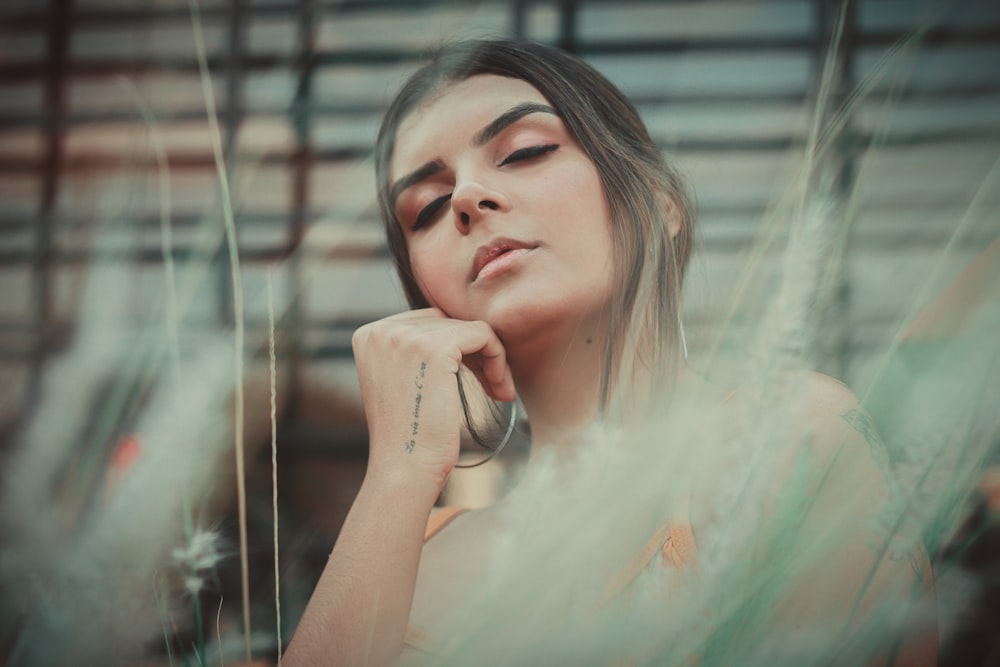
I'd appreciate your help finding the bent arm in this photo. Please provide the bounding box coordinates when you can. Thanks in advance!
[284,310,514,666]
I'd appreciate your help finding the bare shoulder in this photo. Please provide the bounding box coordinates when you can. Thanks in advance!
[784,371,867,427]
[779,371,891,475]
[770,373,937,665]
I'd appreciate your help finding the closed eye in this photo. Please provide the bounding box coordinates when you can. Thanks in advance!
[412,193,451,231]
[499,143,559,167]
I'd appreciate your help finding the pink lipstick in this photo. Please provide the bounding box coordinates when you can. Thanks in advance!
[471,238,535,282]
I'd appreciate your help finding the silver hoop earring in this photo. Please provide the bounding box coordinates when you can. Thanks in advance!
[454,401,518,469]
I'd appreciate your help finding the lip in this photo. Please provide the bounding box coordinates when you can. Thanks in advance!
[471,237,536,282]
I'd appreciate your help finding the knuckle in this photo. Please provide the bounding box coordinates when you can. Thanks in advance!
[351,324,371,351]
[385,329,406,348]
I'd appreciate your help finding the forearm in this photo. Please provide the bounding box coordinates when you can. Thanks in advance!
[284,467,440,667]
[287,309,512,665]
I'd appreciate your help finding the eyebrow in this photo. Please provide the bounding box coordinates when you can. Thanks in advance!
[388,102,558,208]
[472,102,556,146]
[388,160,445,207]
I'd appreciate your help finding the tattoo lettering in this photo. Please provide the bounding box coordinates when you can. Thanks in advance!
[406,362,427,454]
[414,361,426,390]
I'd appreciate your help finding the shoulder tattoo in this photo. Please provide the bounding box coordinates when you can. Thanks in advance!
[841,408,894,470]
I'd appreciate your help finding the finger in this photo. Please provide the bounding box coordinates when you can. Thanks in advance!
[488,365,516,403]
[460,321,507,384]
[495,375,517,403]
[451,321,516,402]
[466,360,516,403]
[401,307,450,322]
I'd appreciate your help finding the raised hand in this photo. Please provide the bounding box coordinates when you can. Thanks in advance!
[351,307,516,493]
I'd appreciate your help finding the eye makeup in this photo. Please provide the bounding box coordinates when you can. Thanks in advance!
[412,193,451,231]
[499,143,559,166]
[390,103,558,211]
[405,142,561,232]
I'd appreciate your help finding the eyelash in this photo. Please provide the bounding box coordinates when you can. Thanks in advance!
[410,143,560,231]
[499,143,559,166]
[413,193,451,231]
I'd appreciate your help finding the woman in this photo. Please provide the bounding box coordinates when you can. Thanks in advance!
[285,40,935,666]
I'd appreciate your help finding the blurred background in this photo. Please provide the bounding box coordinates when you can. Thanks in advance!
[0,0,998,664]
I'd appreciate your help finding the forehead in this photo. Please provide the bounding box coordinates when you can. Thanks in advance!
[390,74,552,179]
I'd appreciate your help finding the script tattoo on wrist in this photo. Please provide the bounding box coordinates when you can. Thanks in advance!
[406,361,426,454]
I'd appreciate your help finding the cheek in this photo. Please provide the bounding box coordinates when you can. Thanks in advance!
[407,251,432,297]
[562,163,610,217]
[407,246,449,310]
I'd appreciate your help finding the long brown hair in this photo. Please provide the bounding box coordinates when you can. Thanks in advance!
[375,39,695,409]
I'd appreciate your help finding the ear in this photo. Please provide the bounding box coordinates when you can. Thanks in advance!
[656,190,683,239]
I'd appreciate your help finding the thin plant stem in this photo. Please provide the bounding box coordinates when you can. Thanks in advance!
[193,561,206,667]
[216,595,225,667]
[267,268,282,665]
[117,77,183,394]
[153,571,175,667]
[119,87,205,665]
[179,493,206,667]
[188,0,251,662]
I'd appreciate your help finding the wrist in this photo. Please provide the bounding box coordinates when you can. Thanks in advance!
[363,456,448,507]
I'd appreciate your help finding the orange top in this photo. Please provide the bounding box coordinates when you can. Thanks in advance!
[404,506,698,653]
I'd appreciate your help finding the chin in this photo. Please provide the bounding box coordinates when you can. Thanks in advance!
[484,295,604,346]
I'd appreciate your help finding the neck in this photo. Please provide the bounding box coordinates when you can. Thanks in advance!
[506,328,697,459]
[504,324,608,455]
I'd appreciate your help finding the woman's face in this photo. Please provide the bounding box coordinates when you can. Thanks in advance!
[389,74,615,342]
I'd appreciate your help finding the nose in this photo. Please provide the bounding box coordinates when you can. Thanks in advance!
[451,178,510,232]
